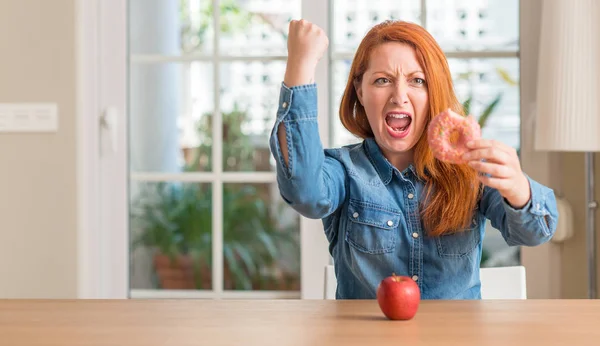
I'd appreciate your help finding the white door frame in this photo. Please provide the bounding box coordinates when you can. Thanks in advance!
[76,0,129,299]
[299,0,333,299]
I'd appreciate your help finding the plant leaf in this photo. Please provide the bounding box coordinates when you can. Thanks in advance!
[224,245,252,290]
[256,231,278,262]
[233,243,257,277]
[496,67,518,86]
[478,93,503,128]
[462,95,472,116]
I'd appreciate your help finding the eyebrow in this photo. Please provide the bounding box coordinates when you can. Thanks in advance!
[371,70,425,76]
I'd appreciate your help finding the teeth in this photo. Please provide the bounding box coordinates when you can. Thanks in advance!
[387,113,409,119]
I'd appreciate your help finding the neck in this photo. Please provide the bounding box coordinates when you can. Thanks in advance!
[382,148,414,172]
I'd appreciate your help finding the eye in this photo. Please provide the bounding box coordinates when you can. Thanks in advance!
[374,77,390,85]
[412,77,426,86]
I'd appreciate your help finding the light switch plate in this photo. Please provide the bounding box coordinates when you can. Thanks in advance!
[0,103,58,132]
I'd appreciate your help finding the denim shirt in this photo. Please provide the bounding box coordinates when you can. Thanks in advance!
[269,83,559,300]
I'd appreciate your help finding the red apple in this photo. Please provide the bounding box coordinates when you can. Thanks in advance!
[376,273,420,320]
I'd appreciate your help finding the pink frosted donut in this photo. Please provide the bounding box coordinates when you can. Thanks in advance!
[427,109,481,164]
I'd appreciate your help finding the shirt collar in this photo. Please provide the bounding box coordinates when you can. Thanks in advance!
[364,138,419,185]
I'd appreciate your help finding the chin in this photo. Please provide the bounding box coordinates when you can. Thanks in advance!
[375,133,417,154]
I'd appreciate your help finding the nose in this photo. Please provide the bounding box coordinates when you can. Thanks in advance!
[390,79,409,105]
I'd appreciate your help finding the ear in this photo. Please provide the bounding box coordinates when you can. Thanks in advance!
[353,79,363,105]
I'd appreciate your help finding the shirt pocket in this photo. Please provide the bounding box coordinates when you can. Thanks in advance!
[435,218,481,257]
[345,199,400,254]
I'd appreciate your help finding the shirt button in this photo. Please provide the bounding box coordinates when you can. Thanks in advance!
[387,220,394,226]
[282,101,288,108]
[353,212,359,218]
[412,275,418,281]
[408,193,414,199]
[412,232,419,238]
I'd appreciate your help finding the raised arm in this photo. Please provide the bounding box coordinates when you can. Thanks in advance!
[278,19,329,165]
[269,20,347,219]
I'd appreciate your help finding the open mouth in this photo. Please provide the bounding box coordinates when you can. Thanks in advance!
[385,113,412,135]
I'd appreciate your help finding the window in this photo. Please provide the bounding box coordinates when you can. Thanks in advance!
[126,0,520,299]
[128,0,302,298]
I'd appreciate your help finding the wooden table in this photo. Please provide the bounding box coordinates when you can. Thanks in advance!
[1,299,600,345]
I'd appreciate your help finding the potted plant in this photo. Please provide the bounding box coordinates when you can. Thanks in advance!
[132,181,213,289]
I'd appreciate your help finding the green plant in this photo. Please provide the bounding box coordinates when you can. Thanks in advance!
[179,0,254,54]
[186,103,256,172]
[179,0,288,54]
[131,182,212,288]
[460,67,518,129]
[221,185,298,289]
[462,92,503,129]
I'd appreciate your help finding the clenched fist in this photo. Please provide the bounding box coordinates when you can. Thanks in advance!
[284,19,329,87]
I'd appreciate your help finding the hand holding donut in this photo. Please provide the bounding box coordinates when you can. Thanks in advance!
[463,139,531,209]
[427,109,530,209]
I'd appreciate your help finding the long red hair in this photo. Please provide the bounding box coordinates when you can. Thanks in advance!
[339,20,481,236]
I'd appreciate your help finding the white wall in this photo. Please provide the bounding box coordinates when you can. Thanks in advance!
[0,0,77,298]
[520,0,600,299]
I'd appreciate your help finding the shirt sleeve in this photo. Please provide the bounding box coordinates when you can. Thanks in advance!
[269,82,347,219]
[479,174,558,246]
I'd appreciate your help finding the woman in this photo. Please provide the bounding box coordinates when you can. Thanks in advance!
[269,19,558,299]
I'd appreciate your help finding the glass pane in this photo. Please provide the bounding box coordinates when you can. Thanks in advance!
[220,61,286,171]
[223,183,300,291]
[219,0,301,56]
[130,181,213,290]
[333,0,422,54]
[129,0,213,55]
[448,57,521,268]
[129,62,214,173]
[448,58,520,150]
[426,0,519,52]
[331,59,362,147]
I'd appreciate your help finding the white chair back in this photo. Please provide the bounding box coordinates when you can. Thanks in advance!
[323,265,527,300]
[480,265,527,299]
[324,264,336,299]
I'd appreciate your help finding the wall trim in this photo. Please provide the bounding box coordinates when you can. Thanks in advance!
[76,0,102,299]
[76,0,129,299]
